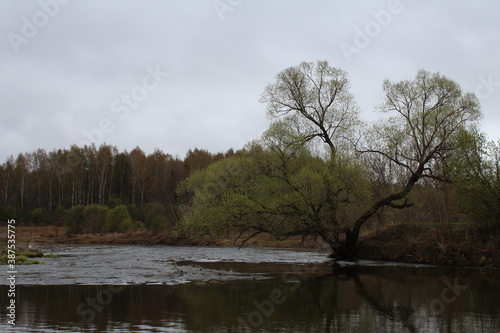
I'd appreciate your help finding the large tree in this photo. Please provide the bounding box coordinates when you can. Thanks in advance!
[179,62,481,258]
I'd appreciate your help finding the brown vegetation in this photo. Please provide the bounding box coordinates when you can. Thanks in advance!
[358,223,499,268]
[11,226,328,248]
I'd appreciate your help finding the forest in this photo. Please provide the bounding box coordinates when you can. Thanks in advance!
[0,145,236,232]
[1,61,499,259]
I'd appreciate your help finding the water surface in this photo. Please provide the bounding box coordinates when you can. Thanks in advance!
[0,245,498,332]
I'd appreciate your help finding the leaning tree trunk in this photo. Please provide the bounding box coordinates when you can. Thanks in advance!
[318,230,357,260]
[326,164,426,260]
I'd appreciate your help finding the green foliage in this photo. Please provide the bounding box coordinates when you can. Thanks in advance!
[120,218,134,232]
[452,129,500,231]
[149,216,169,232]
[178,148,370,241]
[127,204,143,221]
[0,205,18,222]
[260,60,360,159]
[107,196,122,209]
[143,202,175,231]
[105,205,131,232]
[51,206,66,225]
[83,204,109,233]
[30,208,50,225]
[64,205,85,235]
[0,248,59,265]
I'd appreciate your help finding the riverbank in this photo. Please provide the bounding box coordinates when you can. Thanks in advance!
[0,247,59,265]
[358,223,499,268]
[9,226,327,248]
[5,224,499,268]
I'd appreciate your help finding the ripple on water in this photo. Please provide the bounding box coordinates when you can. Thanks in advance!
[3,244,331,285]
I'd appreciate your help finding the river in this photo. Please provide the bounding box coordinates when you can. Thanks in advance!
[1,245,499,332]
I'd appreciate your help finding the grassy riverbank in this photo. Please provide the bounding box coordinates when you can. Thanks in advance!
[3,224,498,268]
[0,247,59,265]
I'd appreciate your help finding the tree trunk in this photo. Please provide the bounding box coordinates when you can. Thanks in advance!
[325,164,427,259]
[318,231,356,260]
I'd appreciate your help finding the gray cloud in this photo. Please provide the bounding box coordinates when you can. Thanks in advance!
[1,0,499,161]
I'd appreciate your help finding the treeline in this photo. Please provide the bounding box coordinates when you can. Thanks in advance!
[0,144,243,231]
[0,137,498,237]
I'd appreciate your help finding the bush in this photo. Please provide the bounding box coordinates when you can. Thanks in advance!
[105,205,131,232]
[0,205,18,222]
[133,220,146,231]
[120,217,134,233]
[31,208,50,225]
[83,205,109,233]
[150,215,169,232]
[128,204,143,221]
[143,202,174,231]
[107,196,122,209]
[51,206,66,226]
[64,205,85,234]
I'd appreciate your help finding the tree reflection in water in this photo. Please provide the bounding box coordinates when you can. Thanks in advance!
[0,264,498,332]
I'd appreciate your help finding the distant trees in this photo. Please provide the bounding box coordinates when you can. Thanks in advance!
[179,62,482,258]
[0,143,232,234]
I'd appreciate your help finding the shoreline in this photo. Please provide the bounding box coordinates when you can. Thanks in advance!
[6,225,499,269]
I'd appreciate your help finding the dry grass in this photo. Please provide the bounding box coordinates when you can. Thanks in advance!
[9,226,329,249]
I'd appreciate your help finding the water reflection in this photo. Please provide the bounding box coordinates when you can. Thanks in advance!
[1,265,498,332]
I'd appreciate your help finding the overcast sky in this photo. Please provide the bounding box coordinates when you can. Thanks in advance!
[1,0,499,161]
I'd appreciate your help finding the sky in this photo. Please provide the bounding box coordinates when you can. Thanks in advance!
[1,0,499,161]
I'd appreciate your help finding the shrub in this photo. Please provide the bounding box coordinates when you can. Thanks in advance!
[127,204,143,221]
[107,196,122,209]
[83,204,109,233]
[30,208,50,225]
[64,205,85,234]
[51,206,66,226]
[143,202,174,231]
[0,205,17,222]
[105,205,131,232]
[119,218,134,233]
[150,215,169,232]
